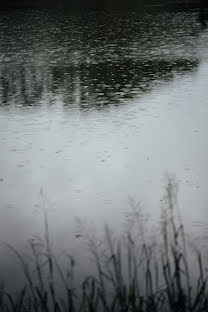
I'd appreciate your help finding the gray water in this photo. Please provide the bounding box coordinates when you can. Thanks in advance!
[0,9,208,287]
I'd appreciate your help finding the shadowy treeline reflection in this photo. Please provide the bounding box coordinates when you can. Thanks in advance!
[0,11,200,110]
[0,58,199,109]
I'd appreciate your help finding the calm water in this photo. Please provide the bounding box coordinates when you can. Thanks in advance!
[1,9,208,287]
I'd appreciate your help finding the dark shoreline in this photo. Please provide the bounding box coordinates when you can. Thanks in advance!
[0,1,202,12]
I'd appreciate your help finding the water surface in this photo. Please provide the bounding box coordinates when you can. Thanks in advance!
[0,9,208,287]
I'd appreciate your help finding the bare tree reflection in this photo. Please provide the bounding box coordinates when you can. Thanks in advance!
[0,58,199,109]
[0,11,200,109]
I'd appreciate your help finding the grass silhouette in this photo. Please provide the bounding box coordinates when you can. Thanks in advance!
[1,177,208,311]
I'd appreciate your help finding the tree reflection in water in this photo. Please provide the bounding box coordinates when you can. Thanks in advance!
[0,58,199,108]
[0,10,200,108]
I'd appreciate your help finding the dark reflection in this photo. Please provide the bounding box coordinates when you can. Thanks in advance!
[199,0,208,27]
[0,58,199,109]
[0,11,200,109]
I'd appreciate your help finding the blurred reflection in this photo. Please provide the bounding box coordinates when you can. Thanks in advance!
[0,10,200,109]
[0,58,199,109]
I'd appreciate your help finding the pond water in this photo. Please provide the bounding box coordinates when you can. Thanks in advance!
[1,9,208,288]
